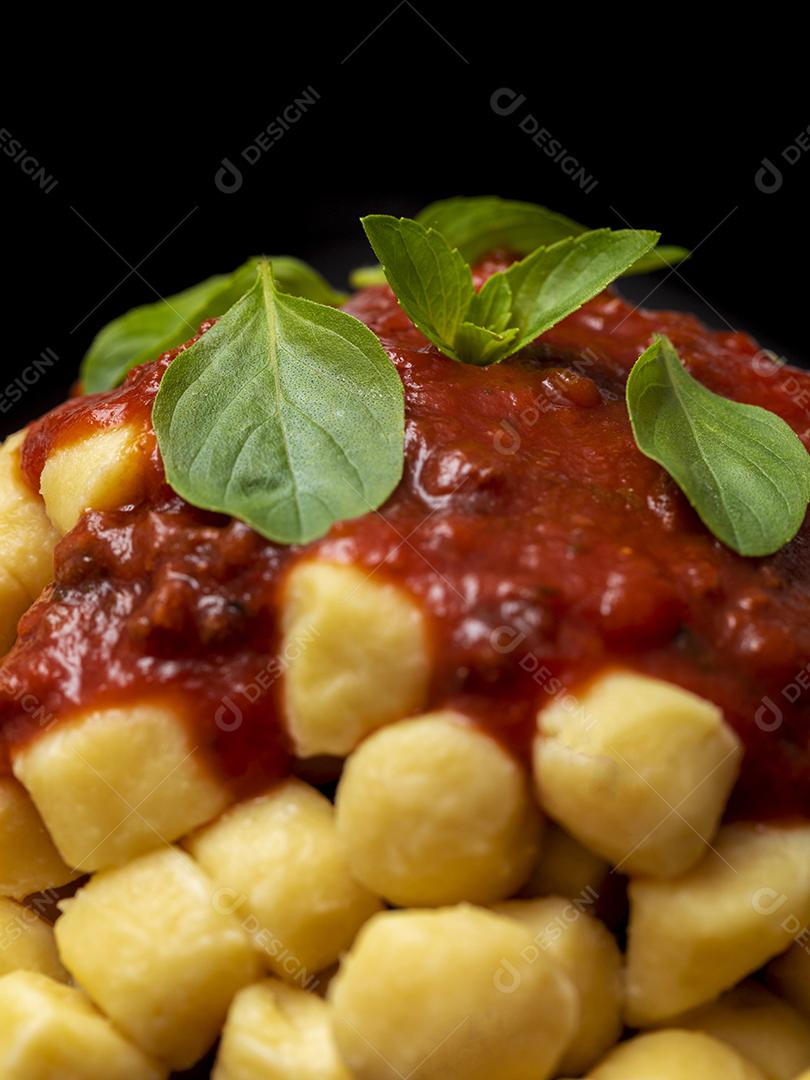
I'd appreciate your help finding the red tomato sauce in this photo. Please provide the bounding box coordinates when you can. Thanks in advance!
[3,266,810,820]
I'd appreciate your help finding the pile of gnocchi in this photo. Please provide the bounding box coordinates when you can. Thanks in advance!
[2,424,810,1079]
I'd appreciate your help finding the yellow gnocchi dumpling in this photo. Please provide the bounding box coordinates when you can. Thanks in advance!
[587,1029,766,1079]
[767,938,810,1020]
[625,822,810,1025]
[281,560,430,757]
[39,422,150,534]
[0,896,67,981]
[672,981,810,1080]
[329,905,578,1080]
[533,671,741,877]
[0,971,166,1079]
[0,430,60,653]
[0,776,78,898]
[520,822,608,901]
[185,780,382,981]
[55,846,261,1070]
[493,895,623,1074]
[213,979,351,1080]
[335,711,541,906]
[13,699,231,870]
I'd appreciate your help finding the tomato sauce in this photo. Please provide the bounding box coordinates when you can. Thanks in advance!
[3,266,810,821]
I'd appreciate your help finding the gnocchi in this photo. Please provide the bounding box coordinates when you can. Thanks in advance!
[671,980,810,1080]
[520,822,608,901]
[281,560,430,757]
[625,822,810,1025]
[185,779,382,980]
[329,904,578,1080]
[13,699,231,870]
[587,1028,766,1079]
[213,979,351,1080]
[0,971,166,1079]
[55,846,261,1070]
[0,776,78,898]
[767,938,810,1020]
[0,430,59,654]
[493,895,623,1074]
[39,422,150,534]
[335,711,541,906]
[533,671,742,877]
[0,896,66,981]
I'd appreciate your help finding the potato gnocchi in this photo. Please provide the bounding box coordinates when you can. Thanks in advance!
[1,233,809,1080]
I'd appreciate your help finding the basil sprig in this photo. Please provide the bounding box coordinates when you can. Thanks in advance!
[153,261,403,545]
[81,257,347,393]
[627,334,810,556]
[362,214,659,365]
[350,196,688,288]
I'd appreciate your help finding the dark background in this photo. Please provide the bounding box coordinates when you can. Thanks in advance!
[2,17,808,438]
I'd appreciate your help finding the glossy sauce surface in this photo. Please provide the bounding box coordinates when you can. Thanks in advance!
[3,269,810,819]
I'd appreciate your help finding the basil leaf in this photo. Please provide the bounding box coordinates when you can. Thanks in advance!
[153,262,403,545]
[627,334,810,556]
[417,195,583,262]
[361,215,473,359]
[621,245,691,276]
[270,256,349,307]
[81,257,347,393]
[352,198,687,297]
[456,322,519,366]
[362,216,658,367]
[499,228,660,356]
[349,265,388,289]
[466,273,513,332]
[81,260,257,393]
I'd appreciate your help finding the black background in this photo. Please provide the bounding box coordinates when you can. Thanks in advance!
[2,17,808,440]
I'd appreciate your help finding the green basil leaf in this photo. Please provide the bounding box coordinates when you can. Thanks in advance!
[352,198,687,295]
[456,322,519,366]
[497,228,660,357]
[81,259,258,393]
[418,196,688,277]
[627,334,810,556]
[362,215,659,366]
[81,257,347,393]
[153,261,404,545]
[621,245,691,276]
[416,195,583,262]
[349,265,388,289]
[361,215,474,359]
[466,273,513,332]
[270,256,349,307]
